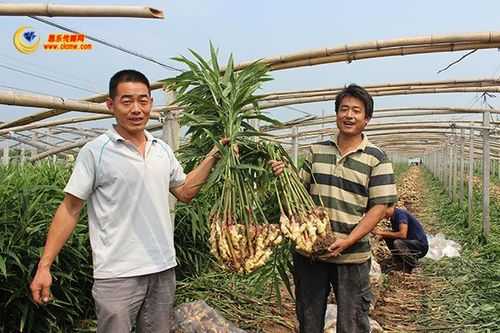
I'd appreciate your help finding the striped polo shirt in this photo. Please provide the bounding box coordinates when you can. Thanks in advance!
[301,132,397,263]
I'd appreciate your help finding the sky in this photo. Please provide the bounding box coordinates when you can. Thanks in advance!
[1,0,500,132]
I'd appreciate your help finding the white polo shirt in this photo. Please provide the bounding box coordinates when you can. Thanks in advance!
[64,126,186,278]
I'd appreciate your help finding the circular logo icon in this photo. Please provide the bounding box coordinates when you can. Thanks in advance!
[13,26,40,54]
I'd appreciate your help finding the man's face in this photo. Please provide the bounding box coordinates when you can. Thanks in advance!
[385,206,395,219]
[106,81,152,135]
[336,95,369,136]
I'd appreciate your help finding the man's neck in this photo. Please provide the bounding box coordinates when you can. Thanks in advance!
[337,132,363,156]
[114,125,147,147]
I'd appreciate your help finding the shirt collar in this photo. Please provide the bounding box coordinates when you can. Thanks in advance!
[105,125,157,144]
[331,130,369,152]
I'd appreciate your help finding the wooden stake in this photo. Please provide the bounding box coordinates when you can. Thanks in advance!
[468,126,474,226]
[292,126,299,166]
[482,112,491,239]
[2,146,9,165]
[459,128,465,206]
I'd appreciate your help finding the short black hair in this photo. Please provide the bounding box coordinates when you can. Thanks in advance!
[109,69,151,99]
[334,84,374,119]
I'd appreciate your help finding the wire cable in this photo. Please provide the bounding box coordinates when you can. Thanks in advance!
[0,63,98,93]
[29,16,183,73]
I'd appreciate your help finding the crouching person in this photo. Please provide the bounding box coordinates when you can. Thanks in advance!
[373,204,428,273]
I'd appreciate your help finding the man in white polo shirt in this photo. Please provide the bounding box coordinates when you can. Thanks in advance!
[30,70,223,332]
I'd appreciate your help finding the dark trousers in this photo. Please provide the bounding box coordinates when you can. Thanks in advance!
[292,252,372,333]
[385,238,428,269]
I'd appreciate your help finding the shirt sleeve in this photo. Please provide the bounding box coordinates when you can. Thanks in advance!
[164,143,186,188]
[395,209,408,225]
[367,157,398,208]
[64,145,95,200]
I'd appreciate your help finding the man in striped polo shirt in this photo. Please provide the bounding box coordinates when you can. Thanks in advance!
[272,84,397,333]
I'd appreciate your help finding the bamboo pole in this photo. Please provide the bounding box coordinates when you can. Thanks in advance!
[452,129,458,201]
[267,122,498,137]
[447,141,452,198]
[162,89,180,225]
[27,122,162,160]
[263,112,497,132]
[2,146,9,165]
[0,90,161,121]
[30,139,89,162]
[0,90,113,115]
[260,86,500,102]
[460,128,465,206]
[468,126,474,227]
[292,126,299,166]
[233,32,500,70]
[20,147,25,165]
[162,90,180,151]
[0,4,164,18]
[0,114,112,135]
[270,42,500,71]
[4,83,500,131]
[0,82,164,129]
[482,111,491,239]
[259,78,500,99]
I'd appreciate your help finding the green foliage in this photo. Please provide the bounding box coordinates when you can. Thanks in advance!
[174,189,215,279]
[164,43,274,173]
[392,163,409,179]
[416,170,500,331]
[176,265,292,331]
[0,163,94,333]
[168,44,295,307]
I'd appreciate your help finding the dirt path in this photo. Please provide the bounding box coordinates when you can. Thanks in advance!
[371,166,445,332]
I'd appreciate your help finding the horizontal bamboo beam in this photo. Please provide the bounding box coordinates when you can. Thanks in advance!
[30,139,89,162]
[233,32,500,71]
[0,90,161,123]
[0,114,112,135]
[26,122,162,160]
[262,109,498,132]
[0,3,164,18]
[0,82,164,129]
[259,78,500,99]
[260,80,500,101]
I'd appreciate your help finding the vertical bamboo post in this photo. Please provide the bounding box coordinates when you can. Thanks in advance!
[2,146,9,165]
[482,112,490,239]
[292,126,299,166]
[162,98,180,151]
[441,147,446,184]
[438,149,442,182]
[459,128,465,206]
[162,90,180,222]
[452,129,458,201]
[20,147,25,165]
[468,125,474,227]
[321,109,325,141]
[496,159,499,179]
[448,141,453,199]
[31,132,38,158]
